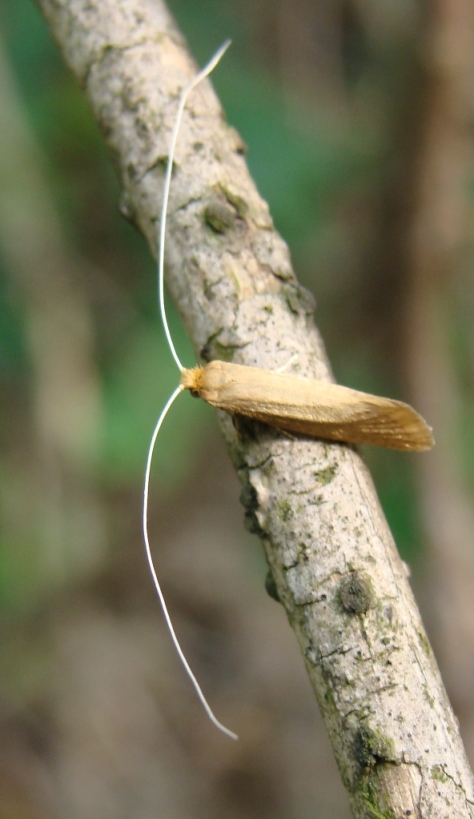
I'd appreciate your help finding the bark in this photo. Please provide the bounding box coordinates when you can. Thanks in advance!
[34,0,474,815]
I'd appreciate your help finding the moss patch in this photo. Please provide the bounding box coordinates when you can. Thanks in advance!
[313,463,338,487]
[354,726,396,769]
[418,630,431,656]
[431,764,449,783]
[277,499,293,522]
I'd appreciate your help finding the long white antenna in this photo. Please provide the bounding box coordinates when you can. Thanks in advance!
[145,41,237,740]
[143,385,238,740]
[158,39,232,372]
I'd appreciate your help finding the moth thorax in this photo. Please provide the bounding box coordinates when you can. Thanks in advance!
[180,366,204,395]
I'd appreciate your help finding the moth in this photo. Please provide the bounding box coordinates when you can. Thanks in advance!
[143,41,433,742]
[180,362,433,451]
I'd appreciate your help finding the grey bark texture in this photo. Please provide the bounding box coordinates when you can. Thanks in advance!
[34,0,474,816]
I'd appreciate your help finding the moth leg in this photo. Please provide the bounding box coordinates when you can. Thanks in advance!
[275,353,298,374]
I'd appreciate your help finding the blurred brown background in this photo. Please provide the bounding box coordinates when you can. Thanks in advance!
[0,0,474,817]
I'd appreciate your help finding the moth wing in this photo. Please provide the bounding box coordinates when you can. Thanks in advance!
[198,361,434,452]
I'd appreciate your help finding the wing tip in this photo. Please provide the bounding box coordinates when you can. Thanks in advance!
[391,413,434,452]
[410,424,435,452]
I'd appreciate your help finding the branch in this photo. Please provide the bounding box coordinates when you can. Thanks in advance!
[35,0,474,815]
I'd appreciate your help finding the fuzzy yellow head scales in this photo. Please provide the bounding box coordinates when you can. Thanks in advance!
[180,366,204,393]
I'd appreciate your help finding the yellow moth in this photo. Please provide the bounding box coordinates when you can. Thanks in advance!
[180,362,433,451]
[143,41,433,743]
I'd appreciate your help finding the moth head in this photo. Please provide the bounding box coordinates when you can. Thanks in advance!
[180,366,204,395]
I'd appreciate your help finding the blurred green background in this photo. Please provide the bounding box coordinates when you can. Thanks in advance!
[0,0,473,817]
